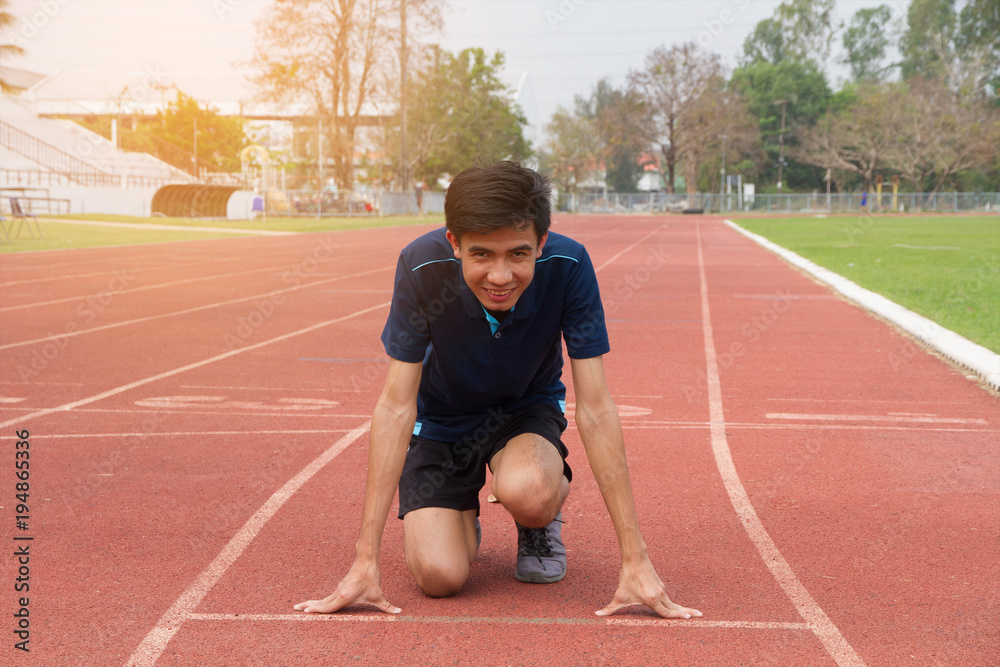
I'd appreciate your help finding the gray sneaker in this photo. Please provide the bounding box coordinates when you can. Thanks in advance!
[515,513,566,583]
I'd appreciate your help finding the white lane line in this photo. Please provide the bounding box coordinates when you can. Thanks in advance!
[766,413,987,425]
[594,225,667,273]
[36,430,354,439]
[188,613,395,623]
[180,385,337,392]
[0,265,392,351]
[0,302,389,430]
[616,423,996,433]
[695,221,866,667]
[0,407,373,420]
[39,217,296,236]
[186,612,809,630]
[605,619,809,630]
[126,421,371,667]
[0,265,281,312]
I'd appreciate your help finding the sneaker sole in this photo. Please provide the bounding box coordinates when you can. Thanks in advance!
[515,566,567,584]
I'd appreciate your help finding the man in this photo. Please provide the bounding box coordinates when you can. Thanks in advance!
[296,162,700,619]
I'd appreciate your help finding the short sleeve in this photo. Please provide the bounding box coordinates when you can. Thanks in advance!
[560,247,611,359]
[381,254,432,362]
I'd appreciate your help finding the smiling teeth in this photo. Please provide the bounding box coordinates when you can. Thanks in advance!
[488,289,511,295]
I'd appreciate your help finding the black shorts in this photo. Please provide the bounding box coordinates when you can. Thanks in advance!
[397,402,571,519]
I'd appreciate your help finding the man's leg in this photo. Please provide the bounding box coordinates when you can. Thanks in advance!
[403,507,478,597]
[490,432,569,527]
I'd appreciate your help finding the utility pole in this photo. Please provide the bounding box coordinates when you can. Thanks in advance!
[400,0,410,214]
[720,134,728,211]
[774,99,788,194]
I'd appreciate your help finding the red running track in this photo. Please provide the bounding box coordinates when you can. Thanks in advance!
[0,217,996,666]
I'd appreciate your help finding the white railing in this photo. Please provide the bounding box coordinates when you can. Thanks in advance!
[556,192,1000,215]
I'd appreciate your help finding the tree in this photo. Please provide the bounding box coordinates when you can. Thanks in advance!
[143,92,248,172]
[842,5,896,82]
[742,0,838,66]
[900,0,956,80]
[0,0,24,93]
[794,83,904,192]
[249,0,442,189]
[628,43,722,193]
[399,47,530,187]
[682,80,760,195]
[956,0,1000,100]
[886,76,1000,198]
[574,79,650,192]
[741,18,787,66]
[730,60,831,191]
[540,106,601,195]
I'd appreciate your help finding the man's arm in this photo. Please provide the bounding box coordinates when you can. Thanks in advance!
[295,358,422,614]
[570,355,702,619]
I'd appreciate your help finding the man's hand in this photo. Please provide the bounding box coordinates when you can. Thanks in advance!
[595,556,702,619]
[294,559,401,615]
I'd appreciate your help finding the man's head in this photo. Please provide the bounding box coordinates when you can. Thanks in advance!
[444,162,552,311]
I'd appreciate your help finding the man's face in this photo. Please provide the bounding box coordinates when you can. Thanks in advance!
[446,225,547,311]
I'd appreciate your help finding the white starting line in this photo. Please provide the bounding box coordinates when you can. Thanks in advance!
[185,612,811,631]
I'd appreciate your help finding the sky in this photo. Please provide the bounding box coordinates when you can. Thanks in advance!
[3,0,909,143]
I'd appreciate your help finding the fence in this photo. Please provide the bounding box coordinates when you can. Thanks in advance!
[557,191,1000,215]
[0,194,71,216]
[0,168,182,190]
[263,189,445,217]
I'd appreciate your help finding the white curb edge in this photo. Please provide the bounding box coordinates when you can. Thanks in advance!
[723,219,1000,391]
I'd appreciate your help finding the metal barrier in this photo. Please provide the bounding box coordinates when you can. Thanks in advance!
[0,194,70,216]
[264,190,445,217]
[556,191,1000,215]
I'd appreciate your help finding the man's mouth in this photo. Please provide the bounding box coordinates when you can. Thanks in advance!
[484,287,514,302]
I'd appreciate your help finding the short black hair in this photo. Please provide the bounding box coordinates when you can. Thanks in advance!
[444,161,552,242]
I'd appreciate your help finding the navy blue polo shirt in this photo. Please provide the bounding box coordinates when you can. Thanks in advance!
[380,227,609,442]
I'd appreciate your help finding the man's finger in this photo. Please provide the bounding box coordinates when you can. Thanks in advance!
[595,599,639,616]
[650,598,691,619]
[372,597,403,614]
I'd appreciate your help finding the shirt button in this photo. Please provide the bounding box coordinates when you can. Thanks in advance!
[494,332,501,338]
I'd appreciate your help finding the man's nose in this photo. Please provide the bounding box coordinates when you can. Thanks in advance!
[486,259,513,285]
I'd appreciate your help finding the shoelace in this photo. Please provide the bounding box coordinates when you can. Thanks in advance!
[519,515,564,562]
[519,526,553,561]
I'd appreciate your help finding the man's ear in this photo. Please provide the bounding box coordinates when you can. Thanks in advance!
[446,230,461,258]
[536,232,548,258]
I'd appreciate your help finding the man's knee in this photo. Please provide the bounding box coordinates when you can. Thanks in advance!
[407,553,469,598]
[494,467,562,527]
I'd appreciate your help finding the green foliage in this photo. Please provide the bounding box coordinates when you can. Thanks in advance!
[574,79,649,192]
[730,60,831,191]
[141,92,247,172]
[403,47,530,187]
[741,18,787,66]
[737,215,1000,352]
[900,0,957,80]
[842,5,895,82]
[540,106,600,194]
[742,0,838,65]
[956,0,1000,100]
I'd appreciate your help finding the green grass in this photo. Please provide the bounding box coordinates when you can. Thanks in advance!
[0,213,443,253]
[735,215,1000,353]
